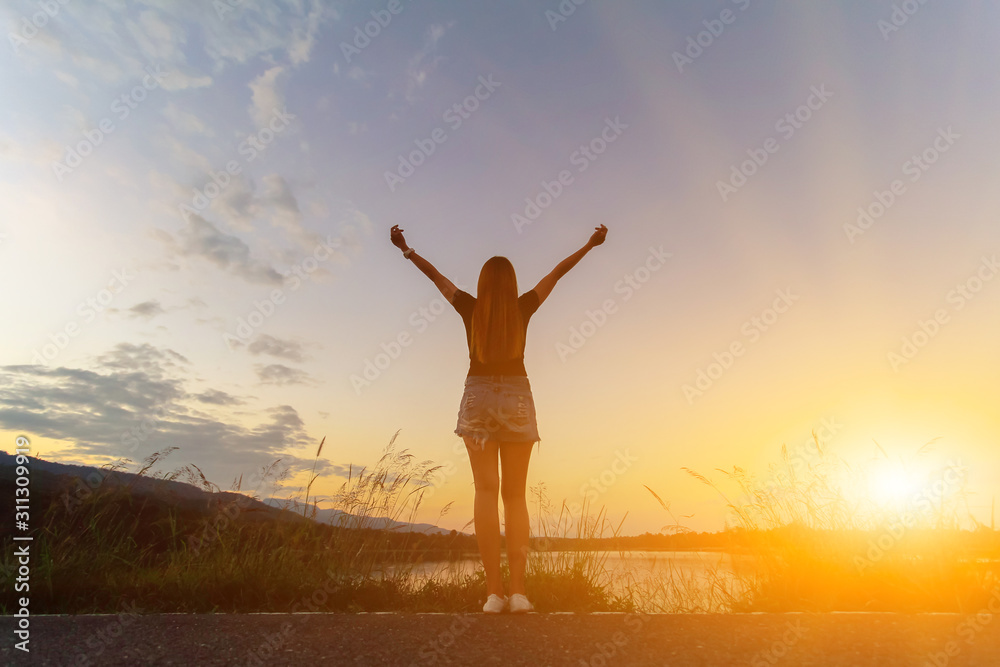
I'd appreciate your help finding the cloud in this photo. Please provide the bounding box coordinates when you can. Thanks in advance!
[53,70,78,87]
[11,0,332,104]
[0,132,62,168]
[261,174,299,217]
[258,173,321,249]
[126,9,184,63]
[152,175,367,286]
[162,103,214,137]
[156,66,213,92]
[0,343,316,479]
[248,334,309,363]
[173,214,284,286]
[123,300,167,320]
[287,0,329,65]
[161,134,214,173]
[405,22,453,102]
[94,343,189,379]
[196,389,244,406]
[195,173,310,250]
[200,0,337,69]
[255,363,318,386]
[205,174,257,232]
[248,65,286,127]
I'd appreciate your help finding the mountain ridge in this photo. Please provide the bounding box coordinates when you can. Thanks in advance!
[0,450,457,535]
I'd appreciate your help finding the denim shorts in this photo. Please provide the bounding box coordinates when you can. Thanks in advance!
[455,375,540,451]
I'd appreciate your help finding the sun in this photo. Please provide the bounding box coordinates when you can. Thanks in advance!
[866,461,920,510]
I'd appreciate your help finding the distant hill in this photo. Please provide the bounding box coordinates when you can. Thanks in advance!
[262,497,454,535]
[0,451,458,536]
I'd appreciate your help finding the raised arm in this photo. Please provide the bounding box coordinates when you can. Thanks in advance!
[390,225,459,303]
[532,224,607,306]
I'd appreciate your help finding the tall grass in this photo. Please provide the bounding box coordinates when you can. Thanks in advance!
[0,432,626,613]
[644,433,1000,612]
[4,429,996,614]
[520,482,636,612]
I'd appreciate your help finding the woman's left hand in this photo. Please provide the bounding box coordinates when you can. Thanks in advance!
[587,224,608,248]
[390,225,408,250]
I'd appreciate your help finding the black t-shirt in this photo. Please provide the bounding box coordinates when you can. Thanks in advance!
[451,289,541,377]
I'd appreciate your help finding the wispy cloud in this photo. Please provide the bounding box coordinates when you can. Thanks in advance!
[248,334,310,363]
[255,363,318,387]
[248,65,286,127]
[119,300,167,320]
[162,102,215,137]
[196,388,245,406]
[168,214,284,286]
[404,22,453,102]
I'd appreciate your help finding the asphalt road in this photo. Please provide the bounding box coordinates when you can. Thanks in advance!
[2,612,998,666]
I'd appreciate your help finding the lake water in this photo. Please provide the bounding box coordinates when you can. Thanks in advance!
[389,550,750,611]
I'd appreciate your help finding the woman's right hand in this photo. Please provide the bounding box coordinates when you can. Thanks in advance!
[390,225,408,250]
[587,224,608,248]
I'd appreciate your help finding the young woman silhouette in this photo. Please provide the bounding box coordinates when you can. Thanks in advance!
[389,224,608,613]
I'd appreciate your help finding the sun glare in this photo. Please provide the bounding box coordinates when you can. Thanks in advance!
[866,462,920,509]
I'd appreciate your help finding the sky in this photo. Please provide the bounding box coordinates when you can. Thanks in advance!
[2,0,999,535]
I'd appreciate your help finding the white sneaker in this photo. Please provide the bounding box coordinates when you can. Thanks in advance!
[482,594,507,614]
[508,593,534,613]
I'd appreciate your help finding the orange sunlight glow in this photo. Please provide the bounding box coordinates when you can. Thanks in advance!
[866,462,921,510]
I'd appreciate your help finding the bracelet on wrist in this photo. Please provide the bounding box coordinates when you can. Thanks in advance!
[403,248,414,259]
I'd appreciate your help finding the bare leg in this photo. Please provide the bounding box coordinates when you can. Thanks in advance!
[464,436,504,597]
[500,441,534,596]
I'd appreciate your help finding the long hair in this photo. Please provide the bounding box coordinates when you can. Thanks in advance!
[470,256,524,365]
